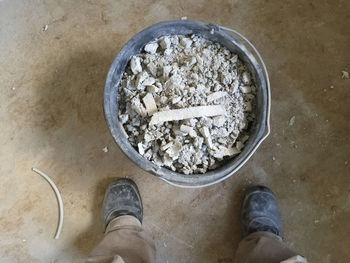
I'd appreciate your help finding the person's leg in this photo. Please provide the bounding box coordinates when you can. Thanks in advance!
[234,186,307,263]
[86,179,156,263]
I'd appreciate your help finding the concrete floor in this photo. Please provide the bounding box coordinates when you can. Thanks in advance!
[1,0,349,262]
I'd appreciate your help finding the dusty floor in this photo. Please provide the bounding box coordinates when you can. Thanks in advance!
[0,0,350,262]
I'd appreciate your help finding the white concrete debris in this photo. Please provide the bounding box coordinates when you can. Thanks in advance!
[180,37,193,49]
[160,141,174,151]
[207,91,228,102]
[180,125,197,138]
[341,70,349,79]
[147,85,158,93]
[138,143,145,155]
[144,42,159,54]
[130,56,142,74]
[289,116,296,126]
[149,105,226,125]
[280,255,307,263]
[240,86,252,94]
[131,96,147,116]
[142,93,158,115]
[242,72,251,84]
[236,141,244,151]
[199,126,213,149]
[212,115,226,127]
[223,146,241,156]
[102,146,109,153]
[159,36,171,50]
[118,34,256,174]
[142,77,155,86]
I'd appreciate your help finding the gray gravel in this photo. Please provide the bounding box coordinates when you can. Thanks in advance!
[118,34,256,174]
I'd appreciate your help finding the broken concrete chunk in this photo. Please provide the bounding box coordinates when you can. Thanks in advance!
[162,153,174,167]
[289,116,296,126]
[241,135,249,143]
[171,97,181,104]
[144,42,159,54]
[236,141,244,151]
[187,118,198,127]
[193,136,204,149]
[159,37,171,50]
[131,96,147,116]
[212,115,226,127]
[199,126,213,149]
[146,62,157,76]
[230,54,238,64]
[217,137,226,144]
[224,146,241,156]
[195,55,203,66]
[144,149,152,159]
[159,96,168,104]
[341,70,349,79]
[187,57,197,67]
[131,118,140,126]
[246,93,255,100]
[166,140,182,159]
[164,48,172,56]
[163,66,172,79]
[213,145,240,158]
[240,85,252,94]
[244,101,252,112]
[242,72,251,85]
[119,113,129,124]
[149,105,226,125]
[180,37,193,49]
[160,141,174,151]
[142,77,156,86]
[135,71,149,88]
[180,124,197,138]
[130,56,142,74]
[138,143,145,155]
[207,91,228,102]
[142,93,158,115]
[239,120,247,131]
[231,79,240,93]
[147,85,158,93]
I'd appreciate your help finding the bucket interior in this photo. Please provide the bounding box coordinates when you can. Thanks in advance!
[104,20,268,185]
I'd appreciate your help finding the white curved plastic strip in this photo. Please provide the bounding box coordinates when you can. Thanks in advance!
[160,25,271,188]
[32,168,64,239]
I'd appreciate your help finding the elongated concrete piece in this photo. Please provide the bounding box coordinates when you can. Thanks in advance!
[142,93,157,115]
[149,105,226,125]
[207,91,228,102]
[199,126,213,149]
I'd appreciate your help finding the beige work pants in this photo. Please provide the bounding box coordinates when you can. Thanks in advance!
[87,215,307,263]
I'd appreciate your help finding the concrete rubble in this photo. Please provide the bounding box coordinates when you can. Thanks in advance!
[118,34,256,174]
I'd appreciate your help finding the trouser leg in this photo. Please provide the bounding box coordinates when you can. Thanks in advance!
[86,215,156,263]
[234,231,307,263]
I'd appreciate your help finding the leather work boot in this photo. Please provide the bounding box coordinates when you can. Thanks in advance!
[240,185,283,237]
[102,178,143,231]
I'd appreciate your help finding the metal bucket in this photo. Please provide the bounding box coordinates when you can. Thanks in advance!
[104,20,270,188]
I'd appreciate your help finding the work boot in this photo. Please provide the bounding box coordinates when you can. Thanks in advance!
[240,185,283,237]
[102,178,143,231]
